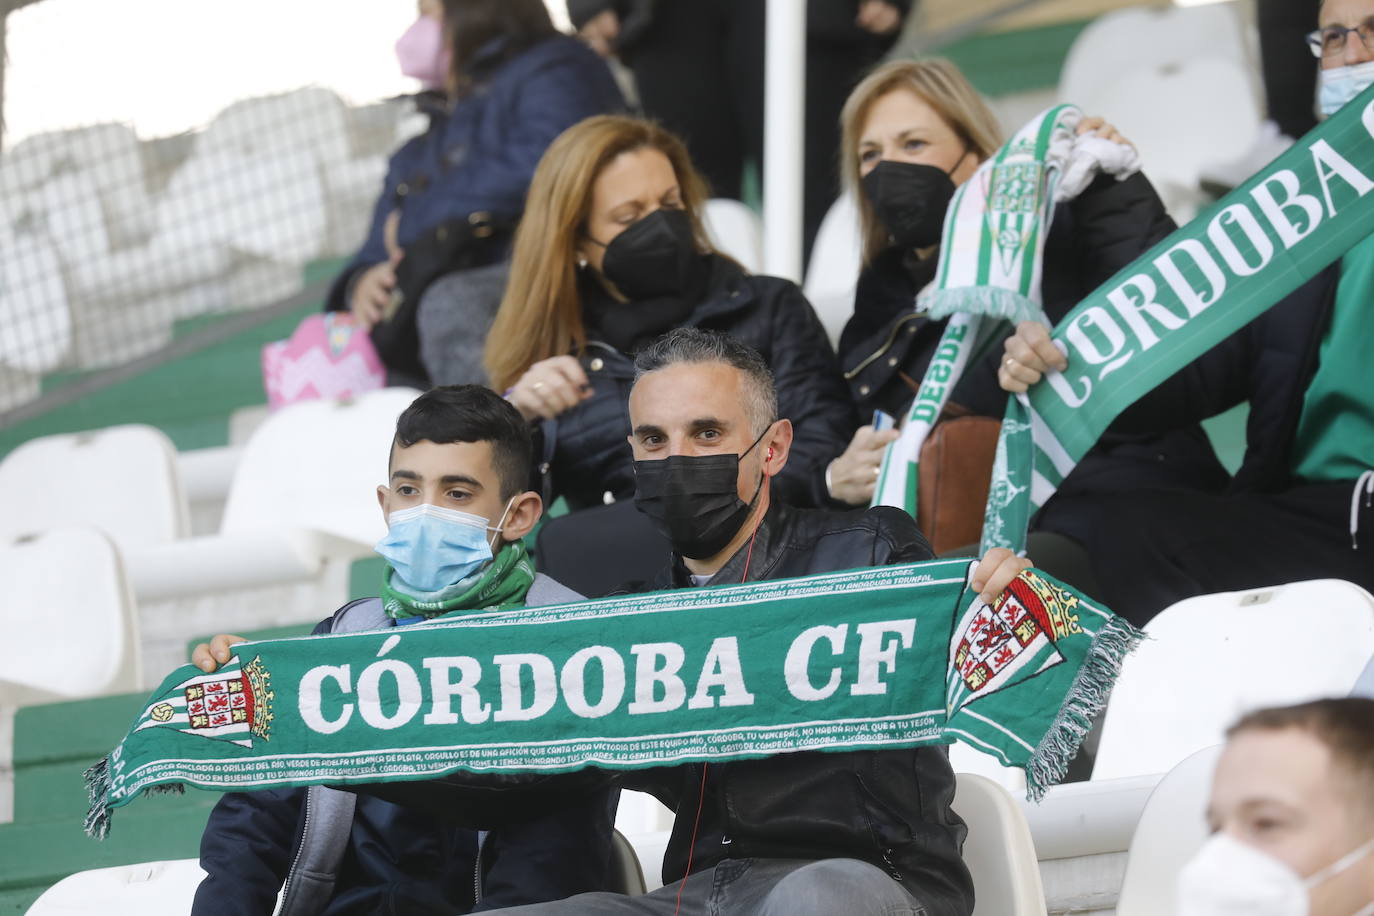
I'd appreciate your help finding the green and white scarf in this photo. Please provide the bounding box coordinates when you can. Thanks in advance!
[86,559,1140,838]
[381,541,536,619]
[981,84,1374,554]
[873,105,1133,513]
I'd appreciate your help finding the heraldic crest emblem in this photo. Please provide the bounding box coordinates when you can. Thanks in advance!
[946,570,1084,715]
[134,654,273,748]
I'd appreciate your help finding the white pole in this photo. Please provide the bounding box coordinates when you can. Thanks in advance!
[762,0,805,283]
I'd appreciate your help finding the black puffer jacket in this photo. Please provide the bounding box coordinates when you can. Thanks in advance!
[1115,263,1341,493]
[353,501,973,916]
[839,173,1230,533]
[545,256,860,510]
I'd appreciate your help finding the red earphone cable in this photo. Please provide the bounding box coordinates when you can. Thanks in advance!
[671,471,769,916]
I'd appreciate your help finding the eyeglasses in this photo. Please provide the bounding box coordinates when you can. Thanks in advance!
[1307,19,1374,59]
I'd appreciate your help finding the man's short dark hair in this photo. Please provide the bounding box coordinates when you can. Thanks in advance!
[392,385,532,499]
[1229,698,1374,807]
[633,328,778,435]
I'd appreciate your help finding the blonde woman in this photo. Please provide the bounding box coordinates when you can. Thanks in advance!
[833,58,1228,562]
[485,115,883,514]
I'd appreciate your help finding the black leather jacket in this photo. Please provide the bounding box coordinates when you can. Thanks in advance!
[353,502,973,915]
[544,256,860,510]
[630,501,973,915]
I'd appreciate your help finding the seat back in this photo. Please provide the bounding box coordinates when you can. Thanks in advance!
[1094,580,1374,780]
[0,234,72,374]
[1114,745,1221,916]
[0,527,142,704]
[219,387,422,545]
[1058,3,1251,108]
[1074,57,1260,216]
[949,743,1026,795]
[26,859,208,916]
[703,198,763,274]
[535,501,671,599]
[802,193,862,347]
[953,773,1048,916]
[0,424,188,549]
[610,829,648,896]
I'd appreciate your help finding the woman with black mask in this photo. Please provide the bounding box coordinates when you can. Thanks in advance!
[835,58,1230,579]
[484,116,874,589]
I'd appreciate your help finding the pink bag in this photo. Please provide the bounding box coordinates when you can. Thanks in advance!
[262,313,386,408]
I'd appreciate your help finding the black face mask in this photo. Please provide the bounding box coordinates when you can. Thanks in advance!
[861,158,961,250]
[593,208,701,301]
[632,429,768,560]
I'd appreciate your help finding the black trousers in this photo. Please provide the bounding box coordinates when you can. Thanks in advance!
[1259,0,1318,139]
[629,0,889,263]
[1086,482,1374,627]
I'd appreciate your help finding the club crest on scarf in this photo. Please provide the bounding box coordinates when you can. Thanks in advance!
[946,570,1083,715]
[986,143,1045,276]
[137,655,274,748]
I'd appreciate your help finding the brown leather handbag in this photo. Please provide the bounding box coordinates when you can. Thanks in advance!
[916,415,1002,555]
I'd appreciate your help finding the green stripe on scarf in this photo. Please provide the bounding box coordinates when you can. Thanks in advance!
[85,559,1141,838]
[381,541,535,619]
[981,83,1374,554]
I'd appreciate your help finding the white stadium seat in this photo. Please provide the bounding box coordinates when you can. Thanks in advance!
[203,88,353,173]
[219,387,419,545]
[38,172,111,266]
[954,773,1048,916]
[1114,745,1221,916]
[26,859,209,916]
[0,235,72,374]
[125,388,421,604]
[0,528,142,707]
[0,424,189,550]
[1058,3,1253,111]
[1093,579,1374,781]
[703,198,764,274]
[949,743,1026,795]
[803,192,863,347]
[1074,57,1261,221]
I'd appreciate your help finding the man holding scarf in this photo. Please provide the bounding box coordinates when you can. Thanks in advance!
[998,0,1374,626]
[188,386,617,915]
[350,328,1030,916]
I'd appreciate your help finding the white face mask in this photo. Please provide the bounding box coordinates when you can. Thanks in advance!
[1319,60,1374,117]
[1178,832,1374,916]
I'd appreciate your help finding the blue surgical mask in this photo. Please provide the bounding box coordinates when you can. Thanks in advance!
[374,501,511,594]
[1319,60,1374,116]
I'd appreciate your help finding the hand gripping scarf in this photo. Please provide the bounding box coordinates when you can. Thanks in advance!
[981,84,1374,554]
[86,560,1141,837]
[872,104,1142,513]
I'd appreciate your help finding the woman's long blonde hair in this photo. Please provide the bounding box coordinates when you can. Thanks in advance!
[840,58,1004,264]
[485,115,715,392]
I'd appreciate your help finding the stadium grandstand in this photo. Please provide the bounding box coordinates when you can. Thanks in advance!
[2,0,1373,913]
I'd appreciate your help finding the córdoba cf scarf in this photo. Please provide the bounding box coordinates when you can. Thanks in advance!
[981,82,1374,554]
[86,560,1140,838]
[872,104,1141,514]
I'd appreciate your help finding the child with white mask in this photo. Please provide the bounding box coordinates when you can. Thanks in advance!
[1177,698,1374,916]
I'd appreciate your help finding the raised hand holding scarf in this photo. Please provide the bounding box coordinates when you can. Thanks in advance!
[872,105,1142,515]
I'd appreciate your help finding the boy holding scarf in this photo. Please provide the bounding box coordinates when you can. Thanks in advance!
[189,385,617,916]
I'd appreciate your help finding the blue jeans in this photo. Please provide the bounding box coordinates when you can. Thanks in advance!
[485,858,928,916]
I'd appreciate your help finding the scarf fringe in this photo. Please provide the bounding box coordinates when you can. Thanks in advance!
[84,755,185,840]
[921,286,1048,324]
[83,757,112,839]
[1024,616,1146,801]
